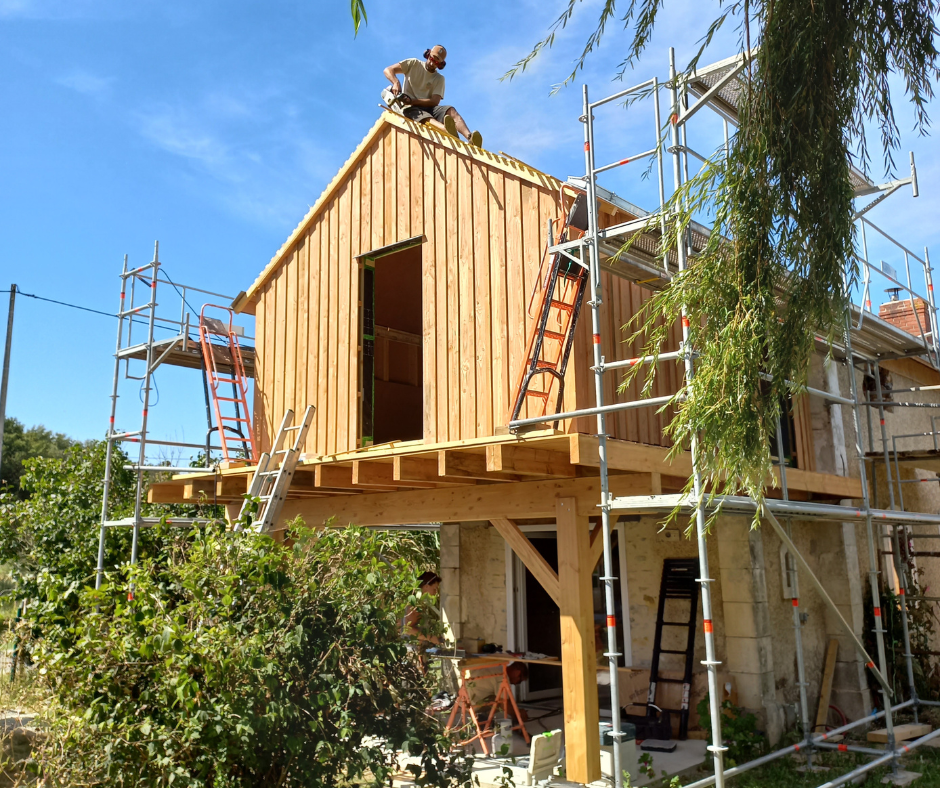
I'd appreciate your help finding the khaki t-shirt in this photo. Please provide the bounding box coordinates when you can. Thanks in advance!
[399,58,445,101]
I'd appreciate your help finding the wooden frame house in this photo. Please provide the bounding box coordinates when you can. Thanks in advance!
[154,112,875,784]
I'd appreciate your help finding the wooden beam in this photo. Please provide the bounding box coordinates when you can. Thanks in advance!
[183,479,215,501]
[278,473,656,527]
[439,450,522,481]
[316,464,397,492]
[216,475,248,499]
[352,459,461,489]
[486,444,575,477]
[147,481,190,504]
[394,455,475,485]
[556,497,601,784]
[490,518,560,605]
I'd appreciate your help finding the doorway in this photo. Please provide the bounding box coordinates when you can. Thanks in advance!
[359,243,423,446]
[507,524,634,703]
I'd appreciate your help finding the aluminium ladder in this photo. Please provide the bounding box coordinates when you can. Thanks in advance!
[235,406,315,533]
[198,304,257,463]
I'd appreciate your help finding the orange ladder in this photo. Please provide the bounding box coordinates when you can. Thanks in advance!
[198,304,257,463]
[510,244,588,427]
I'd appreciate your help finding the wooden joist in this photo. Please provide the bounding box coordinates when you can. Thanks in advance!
[154,431,863,507]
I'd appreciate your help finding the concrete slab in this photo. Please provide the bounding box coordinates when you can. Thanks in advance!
[882,770,921,786]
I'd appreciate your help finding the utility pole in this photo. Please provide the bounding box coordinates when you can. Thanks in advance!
[0,285,17,484]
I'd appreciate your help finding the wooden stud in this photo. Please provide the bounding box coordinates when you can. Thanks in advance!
[147,482,191,504]
[315,464,397,492]
[556,497,601,784]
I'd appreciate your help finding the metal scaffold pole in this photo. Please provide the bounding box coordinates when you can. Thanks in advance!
[581,83,626,788]
[96,257,130,590]
[129,243,161,586]
[668,47,727,788]
[846,345,899,771]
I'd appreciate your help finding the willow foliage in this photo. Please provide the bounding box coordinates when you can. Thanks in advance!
[512,0,940,518]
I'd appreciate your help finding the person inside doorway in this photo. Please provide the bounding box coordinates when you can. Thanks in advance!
[383,46,483,148]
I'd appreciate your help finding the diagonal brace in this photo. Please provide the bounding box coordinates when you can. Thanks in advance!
[760,504,893,698]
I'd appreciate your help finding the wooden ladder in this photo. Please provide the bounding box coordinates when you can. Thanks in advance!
[234,406,315,533]
[510,243,588,427]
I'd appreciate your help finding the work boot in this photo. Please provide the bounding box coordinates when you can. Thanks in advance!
[469,130,483,147]
[443,115,458,138]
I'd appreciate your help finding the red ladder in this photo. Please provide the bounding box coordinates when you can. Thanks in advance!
[198,304,258,462]
[510,245,588,426]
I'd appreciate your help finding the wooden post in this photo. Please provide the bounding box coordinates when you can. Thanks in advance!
[556,496,601,784]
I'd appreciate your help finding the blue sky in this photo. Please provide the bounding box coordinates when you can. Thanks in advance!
[1,0,937,455]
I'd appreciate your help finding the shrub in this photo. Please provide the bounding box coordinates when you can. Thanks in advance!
[24,521,470,787]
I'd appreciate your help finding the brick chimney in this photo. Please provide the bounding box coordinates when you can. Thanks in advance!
[879,293,932,338]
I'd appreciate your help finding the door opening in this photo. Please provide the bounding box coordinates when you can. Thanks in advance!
[359,244,423,446]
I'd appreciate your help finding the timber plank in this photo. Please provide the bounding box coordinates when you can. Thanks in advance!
[336,181,352,453]
[457,153,476,438]
[488,168,509,432]
[317,211,332,454]
[348,166,362,446]
[371,137,384,249]
[433,141,448,441]
[504,176,526,426]
[472,160,493,437]
[445,146,460,441]
[274,260,287,442]
[297,235,310,454]
[253,290,267,452]
[327,191,341,454]
[868,723,931,744]
[147,482,191,504]
[351,460,450,489]
[520,182,541,422]
[306,217,321,455]
[397,127,410,240]
[814,639,839,733]
[385,129,396,245]
[284,246,298,451]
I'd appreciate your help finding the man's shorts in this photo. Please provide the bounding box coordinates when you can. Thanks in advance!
[403,104,454,124]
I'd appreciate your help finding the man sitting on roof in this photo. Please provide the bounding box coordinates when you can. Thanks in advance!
[383,45,482,148]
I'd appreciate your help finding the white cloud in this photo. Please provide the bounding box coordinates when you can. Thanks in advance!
[131,93,336,229]
[56,69,113,98]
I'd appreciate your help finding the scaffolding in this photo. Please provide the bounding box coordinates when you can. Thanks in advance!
[95,243,257,591]
[508,48,940,788]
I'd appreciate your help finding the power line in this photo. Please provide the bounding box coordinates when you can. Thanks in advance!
[0,289,116,319]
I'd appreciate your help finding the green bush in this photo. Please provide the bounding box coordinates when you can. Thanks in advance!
[24,521,470,787]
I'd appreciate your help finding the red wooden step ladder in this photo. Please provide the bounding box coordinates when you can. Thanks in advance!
[198,304,258,463]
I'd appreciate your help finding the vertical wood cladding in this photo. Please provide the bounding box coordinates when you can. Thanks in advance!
[252,120,683,457]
